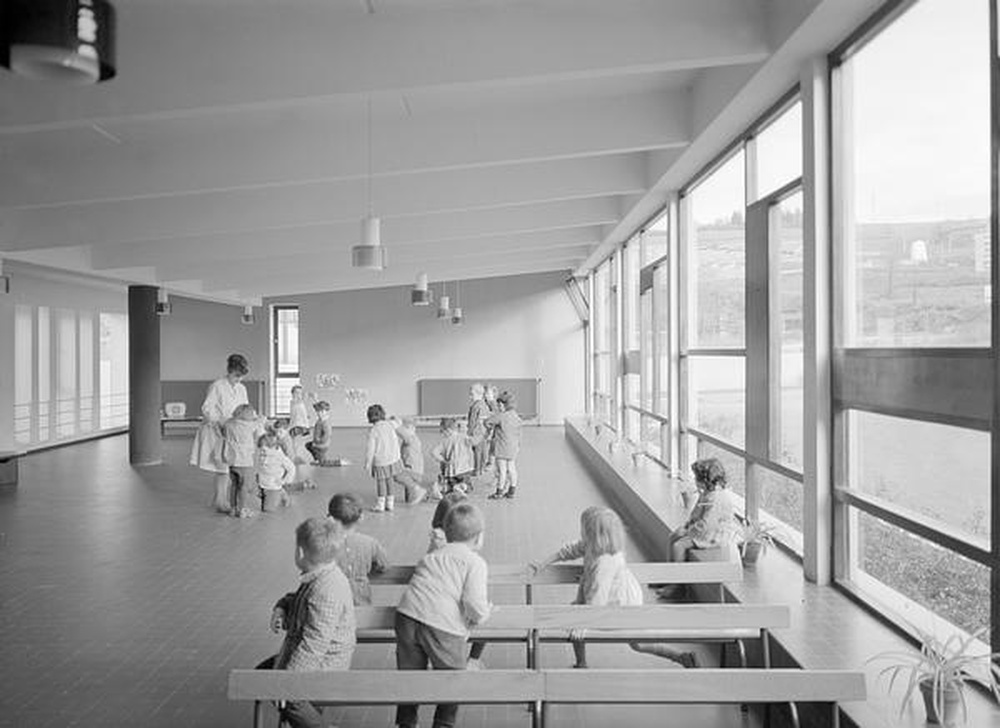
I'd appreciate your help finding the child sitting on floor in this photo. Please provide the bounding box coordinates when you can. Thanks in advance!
[530,506,697,669]
[395,503,492,728]
[328,492,389,605]
[221,403,266,518]
[271,419,315,490]
[256,430,295,512]
[257,517,356,728]
[430,417,476,495]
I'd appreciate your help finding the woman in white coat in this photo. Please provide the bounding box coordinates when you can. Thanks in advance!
[189,353,250,512]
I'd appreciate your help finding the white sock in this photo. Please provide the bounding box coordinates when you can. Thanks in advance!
[385,495,395,511]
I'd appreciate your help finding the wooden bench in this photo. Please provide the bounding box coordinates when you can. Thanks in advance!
[370,561,743,605]
[229,667,865,728]
[354,603,790,671]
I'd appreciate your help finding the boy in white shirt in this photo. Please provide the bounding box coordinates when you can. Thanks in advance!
[395,503,491,728]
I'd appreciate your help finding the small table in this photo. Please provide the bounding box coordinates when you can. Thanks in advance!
[160,417,202,436]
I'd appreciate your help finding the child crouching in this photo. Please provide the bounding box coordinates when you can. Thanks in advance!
[395,503,492,728]
[257,517,356,728]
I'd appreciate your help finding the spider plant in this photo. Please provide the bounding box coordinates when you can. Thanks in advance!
[869,625,1000,724]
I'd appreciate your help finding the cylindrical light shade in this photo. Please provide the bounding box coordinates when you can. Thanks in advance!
[415,272,429,291]
[155,288,171,316]
[351,215,386,270]
[2,0,117,84]
[411,288,432,306]
[451,306,463,325]
[437,295,450,319]
[241,305,255,325]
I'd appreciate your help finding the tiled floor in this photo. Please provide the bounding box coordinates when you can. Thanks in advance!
[0,427,747,728]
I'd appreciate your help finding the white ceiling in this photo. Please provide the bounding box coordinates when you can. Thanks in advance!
[0,0,884,305]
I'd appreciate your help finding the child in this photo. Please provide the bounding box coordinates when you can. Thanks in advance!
[670,458,739,564]
[431,417,476,495]
[393,416,432,503]
[531,507,697,669]
[328,492,389,605]
[395,503,492,728]
[288,385,313,437]
[485,391,522,499]
[256,430,295,512]
[466,383,491,477]
[222,403,266,518]
[365,404,404,512]
[258,517,356,728]
[272,418,316,490]
[305,400,333,465]
[427,492,488,670]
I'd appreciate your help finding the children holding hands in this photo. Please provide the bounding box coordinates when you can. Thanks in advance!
[221,403,266,518]
[431,417,476,495]
[259,517,356,728]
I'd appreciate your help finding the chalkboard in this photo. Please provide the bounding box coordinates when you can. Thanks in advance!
[417,379,539,420]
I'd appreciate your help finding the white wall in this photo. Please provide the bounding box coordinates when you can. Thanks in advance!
[275,271,584,426]
[160,295,268,381]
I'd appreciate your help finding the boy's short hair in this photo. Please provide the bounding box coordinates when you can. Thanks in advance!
[257,431,279,449]
[691,458,727,490]
[439,416,458,433]
[367,404,386,423]
[443,503,484,543]
[271,417,289,430]
[291,385,302,394]
[313,400,331,413]
[296,517,342,565]
[328,492,363,525]
[497,391,516,409]
[432,491,468,530]
[233,403,256,420]
[227,353,249,376]
[470,383,485,398]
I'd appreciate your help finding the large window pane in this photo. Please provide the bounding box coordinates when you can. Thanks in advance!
[623,240,640,353]
[79,313,93,433]
[100,313,129,429]
[687,355,745,448]
[276,308,299,374]
[640,288,653,411]
[839,0,990,346]
[687,151,746,348]
[56,309,76,439]
[14,305,32,445]
[757,465,803,551]
[640,415,662,461]
[653,265,669,416]
[772,191,804,470]
[642,212,668,265]
[854,509,989,637]
[848,410,989,543]
[37,307,50,442]
[754,101,802,200]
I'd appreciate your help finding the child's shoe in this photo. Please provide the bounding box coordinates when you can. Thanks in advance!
[371,497,386,513]
[487,489,507,500]
[504,487,516,499]
[385,495,395,512]
[303,478,317,490]
[238,508,256,519]
[466,658,485,671]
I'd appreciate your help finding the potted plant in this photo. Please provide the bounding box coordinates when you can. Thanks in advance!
[736,518,775,566]
[870,626,1000,725]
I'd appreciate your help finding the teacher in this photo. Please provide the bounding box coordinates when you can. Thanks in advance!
[189,353,250,512]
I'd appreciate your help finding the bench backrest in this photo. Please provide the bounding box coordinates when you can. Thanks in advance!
[229,668,865,706]
[354,603,790,633]
[371,561,741,588]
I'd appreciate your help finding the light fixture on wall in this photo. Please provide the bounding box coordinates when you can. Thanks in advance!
[155,288,171,316]
[436,282,450,320]
[411,272,432,306]
[451,280,463,325]
[351,95,386,270]
[241,305,255,325]
[1,0,117,85]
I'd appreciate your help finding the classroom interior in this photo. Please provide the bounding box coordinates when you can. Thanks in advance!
[2,0,1000,726]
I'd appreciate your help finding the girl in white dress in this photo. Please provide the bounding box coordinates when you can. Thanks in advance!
[189,353,250,512]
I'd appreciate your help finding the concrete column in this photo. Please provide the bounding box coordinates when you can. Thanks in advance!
[128,286,162,466]
[0,290,15,454]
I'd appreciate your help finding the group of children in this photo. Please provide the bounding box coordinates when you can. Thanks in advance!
[257,456,738,728]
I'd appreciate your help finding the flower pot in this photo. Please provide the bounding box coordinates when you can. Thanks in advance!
[919,678,964,725]
[740,542,763,566]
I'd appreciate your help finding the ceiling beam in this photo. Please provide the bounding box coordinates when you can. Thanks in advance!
[0,90,683,207]
[0,0,768,129]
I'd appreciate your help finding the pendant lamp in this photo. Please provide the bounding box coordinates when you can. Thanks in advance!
[411,272,432,306]
[351,95,386,270]
[155,288,171,316]
[436,283,450,319]
[241,305,255,325]
[451,280,463,324]
[1,0,117,85]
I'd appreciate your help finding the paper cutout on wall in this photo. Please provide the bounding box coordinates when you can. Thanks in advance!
[314,373,342,389]
[344,388,369,406]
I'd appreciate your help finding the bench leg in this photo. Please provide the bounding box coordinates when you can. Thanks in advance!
[787,701,800,728]
[253,700,265,728]
[831,702,840,728]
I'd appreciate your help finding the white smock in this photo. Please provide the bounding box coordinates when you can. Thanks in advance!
[188,378,249,474]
